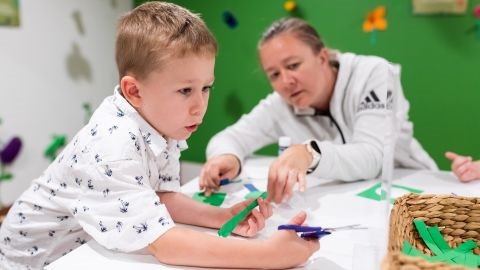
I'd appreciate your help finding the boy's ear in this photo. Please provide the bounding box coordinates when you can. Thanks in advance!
[120,75,142,108]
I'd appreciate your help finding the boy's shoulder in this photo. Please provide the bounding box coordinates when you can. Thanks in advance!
[73,105,148,162]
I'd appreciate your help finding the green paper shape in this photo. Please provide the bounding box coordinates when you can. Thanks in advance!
[452,253,467,265]
[426,225,456,263]
[401,240,412,254]
[402,219,479,267]
[244,190,265,199]
[465,252,477,268]
[192,192,226,207]
[357,182,423,203]
[218,191,267,238]
[413,219,443,256]
[0,163,12,182]
[431,240,477,263]
[44,135,67,161]
[0,173,12,181]
[404,241,430,259]
[427,226,451,253]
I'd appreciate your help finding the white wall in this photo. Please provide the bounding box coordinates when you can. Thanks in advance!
[0,0,132,205]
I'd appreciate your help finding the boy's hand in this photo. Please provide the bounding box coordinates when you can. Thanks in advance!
[199,154,241,196]
[445,151,480,182]
[264,211,320,268]
[227,198,272,237]
[267,144,310,204]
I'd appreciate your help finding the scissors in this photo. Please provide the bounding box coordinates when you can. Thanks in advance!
[278,224,367,239]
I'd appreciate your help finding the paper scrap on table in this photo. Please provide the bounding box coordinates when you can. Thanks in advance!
[356,182,423,203]
[192,192,226,206]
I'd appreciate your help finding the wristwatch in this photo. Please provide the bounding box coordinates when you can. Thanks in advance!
[304,140,322,173]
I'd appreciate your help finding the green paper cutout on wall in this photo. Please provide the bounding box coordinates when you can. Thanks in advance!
[193,192,226,206]
[83,102,93,124]
[357,182,423,203]
[44,135,67,161]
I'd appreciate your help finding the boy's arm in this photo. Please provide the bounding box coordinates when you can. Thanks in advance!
[147,212,319,269]
[157,191,226,228]
[157,191,272,237]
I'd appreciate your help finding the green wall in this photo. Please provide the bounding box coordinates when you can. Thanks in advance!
[135,0,480,170]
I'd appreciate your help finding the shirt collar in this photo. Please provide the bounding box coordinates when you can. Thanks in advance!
[112,86,188,155]
[293,106,330,116]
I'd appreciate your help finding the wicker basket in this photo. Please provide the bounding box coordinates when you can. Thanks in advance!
[382,193,480,270]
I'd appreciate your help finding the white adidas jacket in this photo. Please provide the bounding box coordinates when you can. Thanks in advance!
[207,53,438,181]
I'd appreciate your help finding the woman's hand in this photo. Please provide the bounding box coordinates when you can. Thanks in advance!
[267,144,311,203]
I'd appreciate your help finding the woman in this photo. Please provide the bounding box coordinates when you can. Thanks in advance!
[200,18,437,203]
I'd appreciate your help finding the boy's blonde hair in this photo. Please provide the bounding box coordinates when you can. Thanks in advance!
[116,1,218,80]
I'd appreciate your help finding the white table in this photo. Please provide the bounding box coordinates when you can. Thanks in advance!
[46,157,480,270]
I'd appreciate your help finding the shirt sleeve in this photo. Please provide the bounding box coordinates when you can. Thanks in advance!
[72,159,175,253]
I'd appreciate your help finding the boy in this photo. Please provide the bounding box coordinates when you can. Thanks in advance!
[0,2,319,269]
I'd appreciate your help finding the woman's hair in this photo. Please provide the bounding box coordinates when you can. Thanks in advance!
[116,1,218,80]
[258,18,338,67]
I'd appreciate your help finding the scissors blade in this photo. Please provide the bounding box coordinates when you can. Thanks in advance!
[323,224,368,231]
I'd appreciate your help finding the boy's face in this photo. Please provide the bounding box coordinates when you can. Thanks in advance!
[125,54,215,140]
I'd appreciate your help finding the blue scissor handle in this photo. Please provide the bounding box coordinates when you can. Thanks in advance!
[278,224,324,232]
[301,231,331,239]
[219,179,230,186]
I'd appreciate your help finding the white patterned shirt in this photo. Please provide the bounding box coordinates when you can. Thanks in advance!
[0,86,186,269]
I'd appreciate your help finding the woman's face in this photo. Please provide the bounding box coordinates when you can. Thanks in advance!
[259,33,335,110]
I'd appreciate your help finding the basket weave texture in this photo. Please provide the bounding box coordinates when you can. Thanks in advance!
[383,193,480,270]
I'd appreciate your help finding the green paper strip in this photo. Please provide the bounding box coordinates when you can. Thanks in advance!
[464,252,477,268]
[431,240,477,263]
[218,191,267,238]
[401,240,413,254]
[452,253,467,265]
[427,226,451,253]
[244,190,265,200]
[192,192,226,206]
[427,225,456,263]
[404,241,430,259]
[402,221,480,267]
[413,219,443,256]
